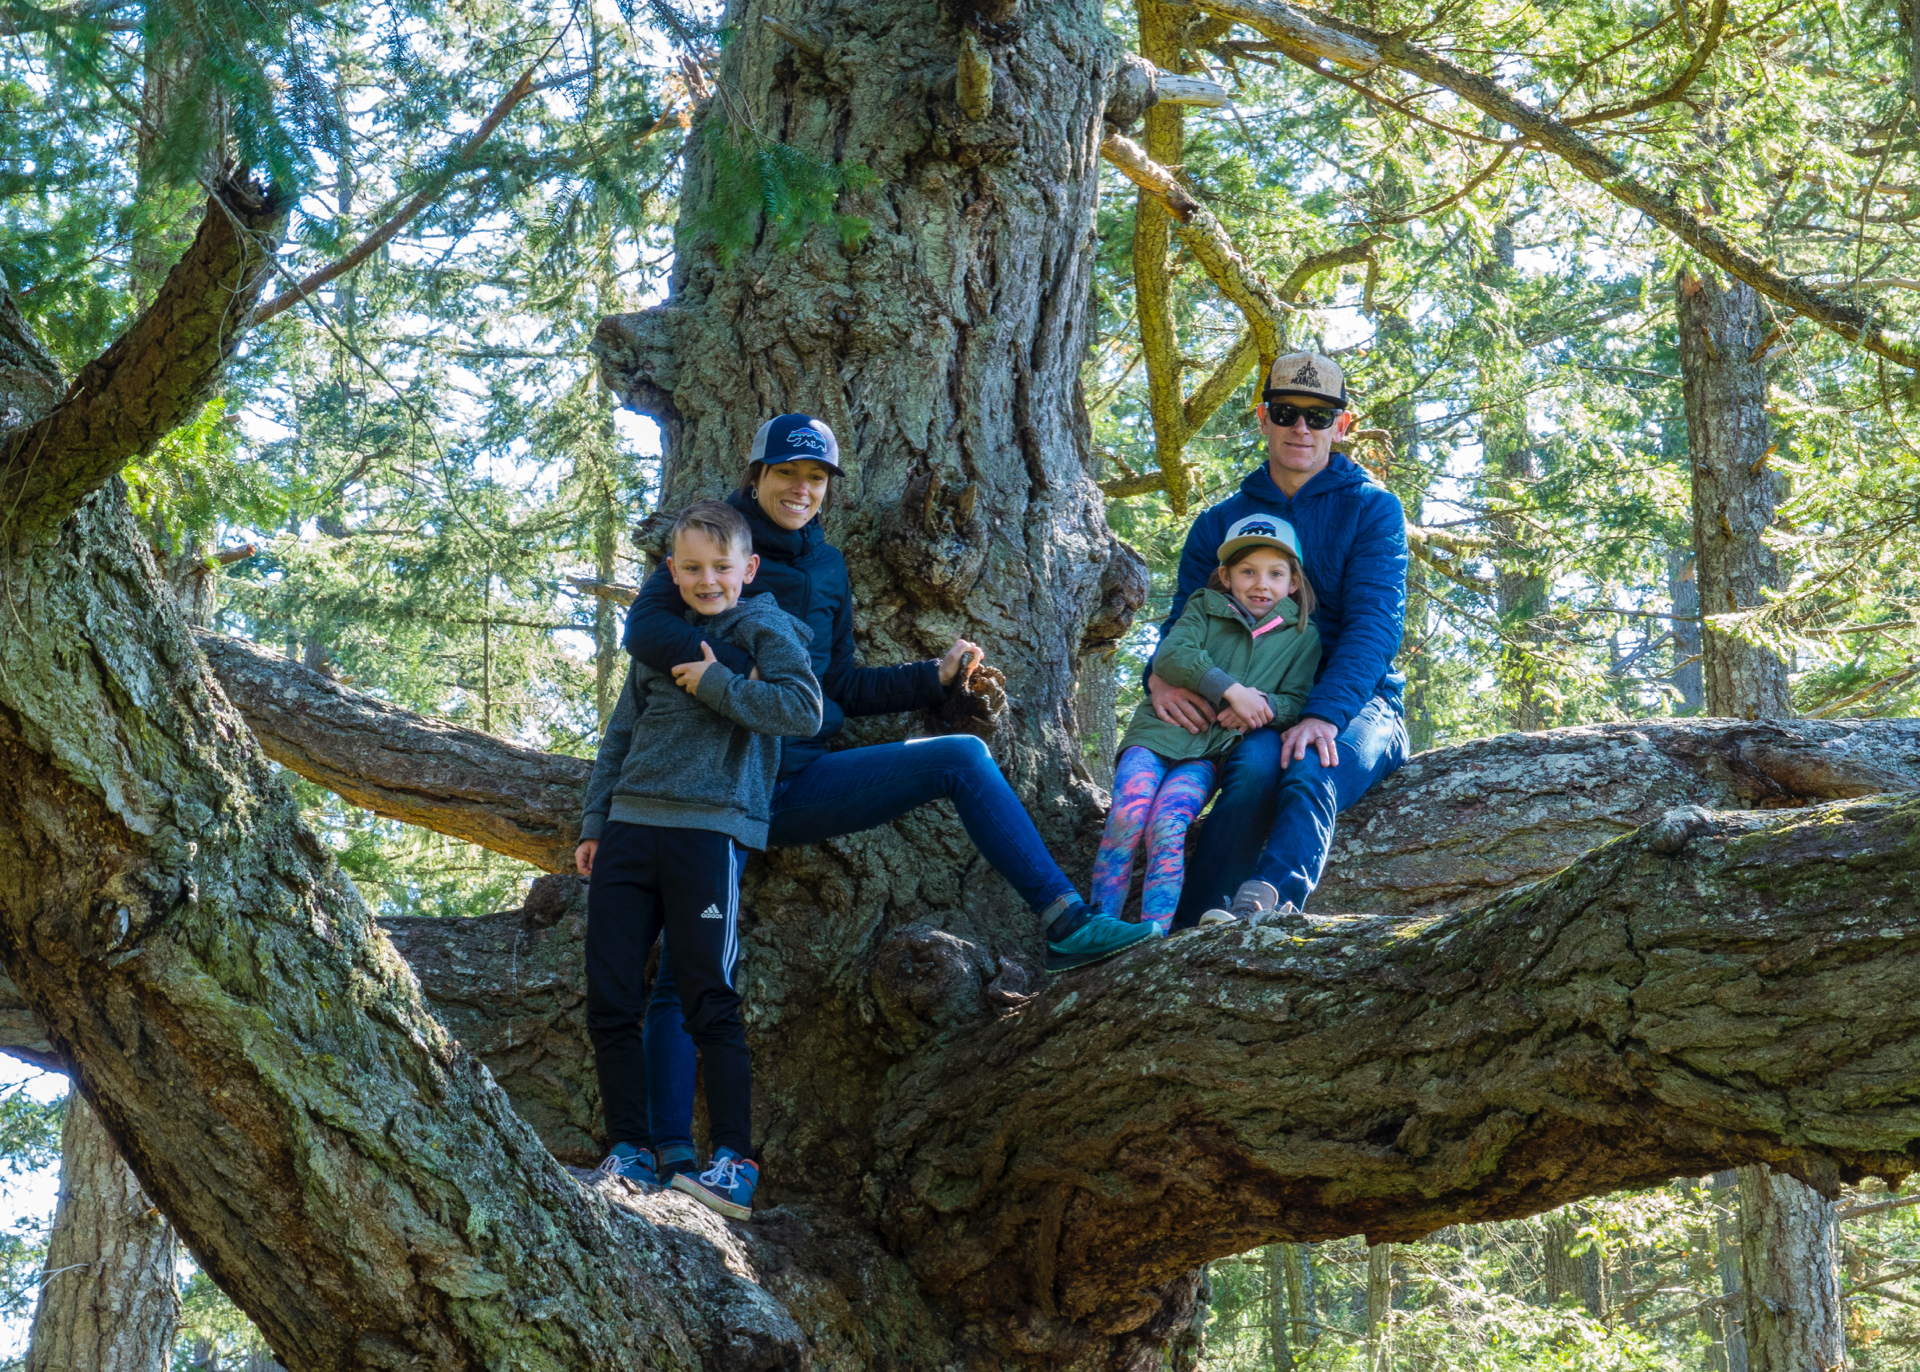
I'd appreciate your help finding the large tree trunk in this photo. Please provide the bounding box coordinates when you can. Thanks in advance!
[1678,267,1842,1372]
[7,30,1920,1372]
[25,1096,179,1372]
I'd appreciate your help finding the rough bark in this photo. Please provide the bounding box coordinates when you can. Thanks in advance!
[1540,1210,1578,1309]
[1677,269,1836,1372]
[14,519,1920,1367]
[0,487,832,1370]
[0,176,285,539]
[25,1095,179,1372]
[193,630,590,873]
[1676,271,1791,719]
[1738,1165,1845,1372]
[7,9,1920,1370]
[590,0,1140,860]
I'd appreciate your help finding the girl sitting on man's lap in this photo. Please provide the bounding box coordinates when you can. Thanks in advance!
[1093,514,1322,936]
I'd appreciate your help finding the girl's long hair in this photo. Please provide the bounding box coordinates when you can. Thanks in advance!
[1208,543,1315,631]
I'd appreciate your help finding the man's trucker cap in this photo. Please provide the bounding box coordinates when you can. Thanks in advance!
[1264,352,1348,410]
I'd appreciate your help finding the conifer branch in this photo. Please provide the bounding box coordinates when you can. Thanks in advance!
[0,0,138,34]
[251,49,559,327]
[1198,0,1920,369]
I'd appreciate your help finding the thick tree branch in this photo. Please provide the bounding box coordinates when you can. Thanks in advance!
[195,631,1920,922]
[1198,0,1920,369]
[193,630,588,873]
[874,793,1920,1334]
[0,176,285,538]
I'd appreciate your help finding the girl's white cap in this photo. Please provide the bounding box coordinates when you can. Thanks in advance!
[1217,514,1303,562]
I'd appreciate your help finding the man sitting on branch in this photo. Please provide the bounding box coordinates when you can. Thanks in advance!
[1145,351,1411,925]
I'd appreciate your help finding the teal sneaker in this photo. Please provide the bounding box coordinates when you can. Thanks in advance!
[1044,901,1159,974]
[655,1142,696,1185]
[595,1142,659,1186]
[672,1148,759,1221]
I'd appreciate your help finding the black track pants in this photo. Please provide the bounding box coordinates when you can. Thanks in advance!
[585,821,751,1157]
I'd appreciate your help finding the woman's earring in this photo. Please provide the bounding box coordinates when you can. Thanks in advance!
[749,486,758,498]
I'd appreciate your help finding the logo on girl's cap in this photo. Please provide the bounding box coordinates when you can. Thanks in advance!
[1216,513,1303,562]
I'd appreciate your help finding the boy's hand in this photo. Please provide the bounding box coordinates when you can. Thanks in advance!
[939,637,984,687]
[672,642,720,695]
[1222,684,1273,731]
[575,840,598,877]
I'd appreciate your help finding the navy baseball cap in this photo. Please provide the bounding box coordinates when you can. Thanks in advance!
[749,414,841,471]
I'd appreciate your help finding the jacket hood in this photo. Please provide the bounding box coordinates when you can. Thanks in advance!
[727,487,825,562]
[1237,451,1376,504]
[699,590,813,643]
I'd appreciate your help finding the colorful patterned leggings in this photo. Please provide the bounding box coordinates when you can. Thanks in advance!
[1091,747,1218,936]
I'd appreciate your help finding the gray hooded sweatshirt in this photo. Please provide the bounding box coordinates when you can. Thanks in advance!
[581,592,821,850]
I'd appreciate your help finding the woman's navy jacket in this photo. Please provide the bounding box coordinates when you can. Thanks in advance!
[623,490,946,776]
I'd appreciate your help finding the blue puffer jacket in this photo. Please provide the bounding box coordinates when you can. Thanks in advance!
[1156,453,1407,732]
[623,490,947,777]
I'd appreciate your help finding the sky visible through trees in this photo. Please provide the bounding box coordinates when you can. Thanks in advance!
[6,0,1920,1362]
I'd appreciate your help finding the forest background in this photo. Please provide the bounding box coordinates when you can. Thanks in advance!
[4,0,1920,1363]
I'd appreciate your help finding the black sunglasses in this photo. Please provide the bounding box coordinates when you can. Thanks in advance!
[1262,395,1341,430]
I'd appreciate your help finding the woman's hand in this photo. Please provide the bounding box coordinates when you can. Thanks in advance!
[575,839,598,877]
[1222,684,1274,731]
[671,642,720,695]
[940,637,984,688]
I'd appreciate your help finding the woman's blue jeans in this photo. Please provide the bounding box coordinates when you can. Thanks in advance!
[640,734,1077,1152]
[1170,695,1409,927]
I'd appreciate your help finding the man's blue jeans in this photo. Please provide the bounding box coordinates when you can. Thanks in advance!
[641,734,1078,1152]
[1171,695,1409,927]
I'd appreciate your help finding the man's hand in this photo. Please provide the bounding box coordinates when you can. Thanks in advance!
[1221,684,1274,731]
[939,637,984,688]
[575,839,598,877]
[671,642,720,695]
[1148,672,1215,735]
[1280,716,1339,768]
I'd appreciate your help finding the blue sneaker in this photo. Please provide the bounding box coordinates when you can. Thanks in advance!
[1044,901,1159,974]
[671,1148,759,1221]
[595,1142,659,1186]
[655,1142,697,1184]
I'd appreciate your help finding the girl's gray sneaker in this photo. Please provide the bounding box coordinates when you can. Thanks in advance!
[1199,879,1278,926]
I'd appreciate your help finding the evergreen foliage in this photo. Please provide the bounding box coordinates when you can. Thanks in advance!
[6,0,1920,1361]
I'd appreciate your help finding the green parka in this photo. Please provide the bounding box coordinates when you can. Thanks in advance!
[1118,588,1322,762]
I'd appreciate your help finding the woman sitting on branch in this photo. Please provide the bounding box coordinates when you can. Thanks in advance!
[605,413,1157,1185]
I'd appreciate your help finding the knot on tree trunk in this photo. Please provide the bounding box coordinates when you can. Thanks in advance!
[877,463,989,608]
[590,305,685,429]
[1081,539,1149,654]
[866,924,1027,1047]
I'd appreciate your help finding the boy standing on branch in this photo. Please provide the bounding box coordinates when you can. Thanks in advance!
[1146,352,1411,926]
